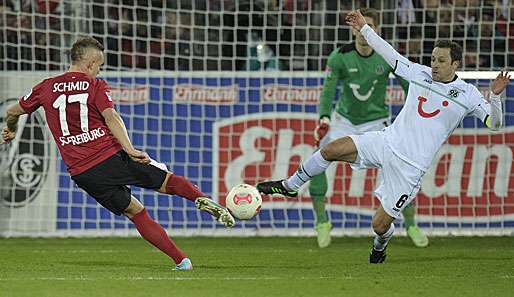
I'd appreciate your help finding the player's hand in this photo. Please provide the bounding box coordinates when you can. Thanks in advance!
[345,10,367,31]
[491,70,510,95]
[314,117,330,147]
[1,127,16,144]
[127,148,151,165]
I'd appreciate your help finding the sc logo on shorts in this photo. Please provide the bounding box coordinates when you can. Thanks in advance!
[0,98,50,207]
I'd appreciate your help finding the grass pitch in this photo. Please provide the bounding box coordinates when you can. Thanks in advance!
[0,237,513,297]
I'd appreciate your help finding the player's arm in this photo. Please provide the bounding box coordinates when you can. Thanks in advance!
[101,108,150,164]
[471,71,510,131]
[1,103,27,144]
[346,10,413,80]
[315,50,343,146]
[319,50,341,120]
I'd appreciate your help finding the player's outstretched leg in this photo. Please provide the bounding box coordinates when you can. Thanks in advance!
[195,197,235,227]
[160,173,234,227]
[370,206,395,264]
[309,173,331,248]
[258,137,356,197]
[402,203,429,248]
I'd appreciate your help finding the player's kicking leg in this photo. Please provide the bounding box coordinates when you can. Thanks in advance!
[195,197,235,227]
[158,173,235,227]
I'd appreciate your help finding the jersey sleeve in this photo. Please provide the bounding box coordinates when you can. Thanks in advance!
[18,81,45,114]
[94,79,115,112]
[469,86,503,131]
[360,24,415,81]
[319,50,344,119]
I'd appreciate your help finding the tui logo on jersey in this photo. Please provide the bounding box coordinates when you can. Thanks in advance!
[0,98,50,207]
[349,80,378,101]
[417,96,449,118]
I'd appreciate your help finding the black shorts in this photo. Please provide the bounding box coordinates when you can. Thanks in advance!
[71,150,167,215]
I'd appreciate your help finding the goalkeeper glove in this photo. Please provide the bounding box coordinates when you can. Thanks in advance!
[314,116,330,147]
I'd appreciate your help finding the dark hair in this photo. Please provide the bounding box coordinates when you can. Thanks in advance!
[360,8,380,26]
[70,37,104,63]
[434,40,462,63]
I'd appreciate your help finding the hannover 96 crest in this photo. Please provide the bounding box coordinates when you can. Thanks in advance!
[0,98,50,207]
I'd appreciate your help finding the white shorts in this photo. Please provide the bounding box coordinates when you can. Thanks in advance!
[319,112,388,148]
[349,130,425,219]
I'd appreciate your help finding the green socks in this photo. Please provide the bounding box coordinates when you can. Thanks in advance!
[402,203,416,229]
[309,173,329,224]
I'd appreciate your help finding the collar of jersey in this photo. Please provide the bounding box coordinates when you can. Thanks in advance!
[411,80,467,110]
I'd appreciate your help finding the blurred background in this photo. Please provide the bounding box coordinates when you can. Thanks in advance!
[1,0,512,72]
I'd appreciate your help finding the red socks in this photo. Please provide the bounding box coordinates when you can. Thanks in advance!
[165,174,205,201]
[130,208,186,264]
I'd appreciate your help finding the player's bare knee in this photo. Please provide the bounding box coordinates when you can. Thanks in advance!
[320,145,335,161]
[123,197,145,218]
[157,172,173,193]
[321,137,356,162]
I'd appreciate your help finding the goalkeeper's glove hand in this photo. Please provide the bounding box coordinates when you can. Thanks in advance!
[314,116,330,147]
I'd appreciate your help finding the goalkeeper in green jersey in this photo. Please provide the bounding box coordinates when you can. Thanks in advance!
[310,8,428,248]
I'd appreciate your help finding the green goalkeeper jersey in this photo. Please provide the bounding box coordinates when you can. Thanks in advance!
[319,43,409,125]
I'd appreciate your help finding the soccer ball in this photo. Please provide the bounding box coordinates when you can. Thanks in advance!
[225,184,262,220]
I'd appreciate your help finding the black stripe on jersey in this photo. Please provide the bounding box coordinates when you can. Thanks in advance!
[393,59,412,76]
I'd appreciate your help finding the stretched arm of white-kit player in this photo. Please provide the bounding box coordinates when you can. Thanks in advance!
[360,24,412,73]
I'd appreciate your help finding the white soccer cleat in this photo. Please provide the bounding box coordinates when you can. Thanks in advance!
[195,197,235,228]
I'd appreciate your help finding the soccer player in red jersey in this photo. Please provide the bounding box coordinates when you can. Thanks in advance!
[1,37,235,271]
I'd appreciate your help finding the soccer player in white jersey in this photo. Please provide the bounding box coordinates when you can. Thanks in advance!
[257,10,510,263]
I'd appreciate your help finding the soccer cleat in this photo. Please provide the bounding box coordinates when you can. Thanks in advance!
[195,197,235,228]
[174,258,193,271]
[369,246,387,264]
[315,221,332,248]
[407,225,429,248]
[256,180,298,197]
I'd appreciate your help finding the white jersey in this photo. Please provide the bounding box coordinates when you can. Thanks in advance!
[360,24,503,171]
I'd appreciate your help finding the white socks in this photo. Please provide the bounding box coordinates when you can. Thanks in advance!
[284,151,332,191]
[373,223,395,251]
